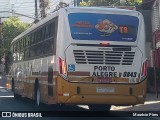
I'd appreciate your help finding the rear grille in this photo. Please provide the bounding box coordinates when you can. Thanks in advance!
[73,50,135,65]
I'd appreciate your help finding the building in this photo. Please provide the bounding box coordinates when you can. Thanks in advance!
[141,0,160,93]
[152,0,160,69]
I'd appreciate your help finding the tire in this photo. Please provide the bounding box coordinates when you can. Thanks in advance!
[12,78,21,100]
[88,104,111,111]
[11,78,14,92]
[35,81,41,108]
[14,93,21,100]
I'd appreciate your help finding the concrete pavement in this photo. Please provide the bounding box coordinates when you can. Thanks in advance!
[111,93,160,111]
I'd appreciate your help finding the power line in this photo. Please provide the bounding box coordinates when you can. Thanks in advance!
[0,0,68,22]
[0,11,39,20]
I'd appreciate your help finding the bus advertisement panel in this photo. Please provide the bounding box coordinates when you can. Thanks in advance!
[69,13,138,42]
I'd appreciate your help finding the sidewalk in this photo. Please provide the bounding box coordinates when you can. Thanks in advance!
[111,93,160,111]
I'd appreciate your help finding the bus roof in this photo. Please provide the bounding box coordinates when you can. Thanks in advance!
[11,7,140,44]
[66,6,137,12]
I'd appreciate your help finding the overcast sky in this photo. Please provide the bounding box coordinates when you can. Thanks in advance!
[0,0,73,23]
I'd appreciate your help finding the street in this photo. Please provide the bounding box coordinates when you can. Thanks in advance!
[0,87,160,120]
[0,0,160,120]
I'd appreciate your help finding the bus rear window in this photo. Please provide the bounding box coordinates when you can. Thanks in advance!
[68,13,139,42]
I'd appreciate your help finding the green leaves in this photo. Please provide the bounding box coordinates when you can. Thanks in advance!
[80,0,120,6]
[2,17,29,53]
[79,0,142,7]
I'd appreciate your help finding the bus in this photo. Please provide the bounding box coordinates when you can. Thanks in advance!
[8,7,147,111]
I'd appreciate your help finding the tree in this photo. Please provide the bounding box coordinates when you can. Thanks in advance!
[79,0,142,7]
[2,17,29,54]
[120,0,142,6]
[79,0,120,6]
[56,2,69,10]
[2,17,29,74]
[40,0,50,18]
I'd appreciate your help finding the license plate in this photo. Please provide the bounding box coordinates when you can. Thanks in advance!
[96,87,115,93]
[97,77,112,83]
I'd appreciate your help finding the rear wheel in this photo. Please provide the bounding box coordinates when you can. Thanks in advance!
[11,78,14,92]
[12,78,21,99]
[14,93,21,99]
[35,81,41,108]
[88,104,111,111]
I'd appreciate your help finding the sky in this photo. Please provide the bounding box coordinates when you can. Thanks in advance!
[0,0,73,23]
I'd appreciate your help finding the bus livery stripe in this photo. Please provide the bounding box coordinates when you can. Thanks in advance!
[68,71,90,76]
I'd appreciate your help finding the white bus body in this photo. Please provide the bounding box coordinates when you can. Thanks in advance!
[9,7,147,110]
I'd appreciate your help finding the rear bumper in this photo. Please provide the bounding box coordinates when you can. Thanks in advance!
[57,76,147,105]
[65,94,139,105]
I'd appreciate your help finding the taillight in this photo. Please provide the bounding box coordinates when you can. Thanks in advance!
[100,42,110,46]
[59,58,67,74]
[141,59,148,77]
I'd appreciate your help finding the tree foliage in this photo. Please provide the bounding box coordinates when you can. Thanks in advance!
[56,2,69,10]
[80,0,118,6]
[2,17,29,74]
[79,0,142,7]
[39,0,50,9]
[121,0,142,6]
[2,17,29,54]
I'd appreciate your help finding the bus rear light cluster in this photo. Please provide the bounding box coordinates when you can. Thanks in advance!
[59,57,67,74]
[141,59,148,77]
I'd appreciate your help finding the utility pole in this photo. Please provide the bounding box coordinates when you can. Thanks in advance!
[74,0,83,6]
[0,11,39,21]
[74,0,77,6]
[11,4,15,16]
[35,0,39,23]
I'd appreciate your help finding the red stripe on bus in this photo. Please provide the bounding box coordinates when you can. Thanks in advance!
[40,71,59,75]
[58,93,63,96]
[67,72,90,76]
[53,71,59,75]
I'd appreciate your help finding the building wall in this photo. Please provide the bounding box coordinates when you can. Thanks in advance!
[152,0,160,33]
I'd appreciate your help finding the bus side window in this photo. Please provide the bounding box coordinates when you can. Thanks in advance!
[50,22,55,37]
[48,23,52,38]
[45,25,50,39]
[27,48,30,59]
[19,40,21,51]
[23,37,26,48]
[30,46,36,57]
[36,43,43,57]
[37,30,41,42]
[41,27,45,41]
[30,33,34,44]
[16,41,19,52]
[53,17,58,54]
[26,35,30,46]
[34,31,37,43]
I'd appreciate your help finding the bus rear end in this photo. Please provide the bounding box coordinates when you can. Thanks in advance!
[56,8,147,111]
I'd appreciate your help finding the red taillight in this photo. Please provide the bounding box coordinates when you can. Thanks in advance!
[100,42,110,46]
[59,58,63,74]
[141,59,148,77]
[59,57,67,74]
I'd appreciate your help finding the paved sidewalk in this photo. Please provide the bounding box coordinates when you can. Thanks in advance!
[111,93,160,111]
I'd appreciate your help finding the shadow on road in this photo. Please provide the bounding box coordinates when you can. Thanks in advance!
[111,93,160,111]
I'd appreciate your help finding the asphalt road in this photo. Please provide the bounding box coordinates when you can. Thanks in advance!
[0,88,160,120]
